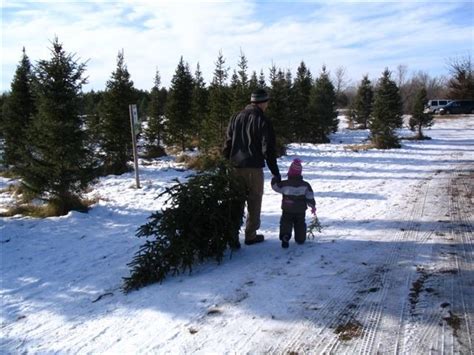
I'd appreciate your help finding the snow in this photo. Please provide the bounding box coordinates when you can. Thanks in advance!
[1,116,473,353]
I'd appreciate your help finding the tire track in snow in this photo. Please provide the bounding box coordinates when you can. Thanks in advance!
[444,169,473,353]
[390,168,473,354]
[326,177,440,354]
[388,171,452,354]
[267,165,472,354]
[263,176,438,354]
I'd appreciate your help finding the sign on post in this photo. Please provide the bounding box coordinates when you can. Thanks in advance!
[129,104,140,189]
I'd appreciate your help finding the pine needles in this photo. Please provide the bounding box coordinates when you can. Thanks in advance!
[123,162,245,292]
[307,214,323,239]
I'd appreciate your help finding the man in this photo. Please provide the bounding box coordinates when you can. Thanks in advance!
[223,88,281,246]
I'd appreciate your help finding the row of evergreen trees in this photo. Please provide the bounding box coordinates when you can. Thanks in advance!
[350,71,434,146]
[144,52,340,156]
[1,37,457,214]
[0,39,340,214]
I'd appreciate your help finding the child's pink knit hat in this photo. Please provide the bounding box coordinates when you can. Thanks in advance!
[288,158,302,177]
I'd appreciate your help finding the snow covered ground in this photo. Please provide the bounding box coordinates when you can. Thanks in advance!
[1,116,473,354]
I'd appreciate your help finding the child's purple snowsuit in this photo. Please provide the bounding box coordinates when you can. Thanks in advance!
[271,175,316,244]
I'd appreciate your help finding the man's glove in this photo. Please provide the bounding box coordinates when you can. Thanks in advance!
[311,206,317,215]
[273,174,281,183]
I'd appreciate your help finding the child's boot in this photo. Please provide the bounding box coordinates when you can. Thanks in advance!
[281,234,290,249]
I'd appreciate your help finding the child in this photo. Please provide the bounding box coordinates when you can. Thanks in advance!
[271,158,316,248]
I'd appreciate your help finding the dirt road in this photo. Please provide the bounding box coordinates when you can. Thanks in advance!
[267,168,473,354]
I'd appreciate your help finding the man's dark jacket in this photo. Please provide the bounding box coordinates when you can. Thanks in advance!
[223,104,280,177]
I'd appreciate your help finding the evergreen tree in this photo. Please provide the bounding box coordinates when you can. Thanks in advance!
[100,50,137,175]
[0,93,7,140]
[135,89,150,122]
[291,61,312,142]
[20,38,94,214]
[352,75,373,129]
[165,56,194,151]
[81,90,103,147]
[201,51,231,151]
[249,70,259,93]
[230,70,240,112]
[285,69,294,139]
[230,51,250,113]
[370,69,403,149]
[123,162,245,291]
[308,66,339,143]
[2,48,35,168]
[267,65,291,154]
[80,90,103,118]
[258,69,266,88]
[409,87,433,139]
[144,70,166,157]
[191,63,208,145]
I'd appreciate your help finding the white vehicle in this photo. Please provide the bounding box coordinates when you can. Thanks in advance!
[424,99,451,113]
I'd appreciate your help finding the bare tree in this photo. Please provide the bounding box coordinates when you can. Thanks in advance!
[334,66,349,93]
[396,64,408,88]
[396,64,410,113]
[446,55,474,100]
[333,66,351,108]
[410,71,447,97]
[402,71,447,114]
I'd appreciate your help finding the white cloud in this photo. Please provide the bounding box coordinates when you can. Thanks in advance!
[1,1,472,92]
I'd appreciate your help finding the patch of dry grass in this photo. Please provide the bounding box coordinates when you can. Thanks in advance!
[344,143,376,152]
[0,196,99,218]
[334,319,363,341]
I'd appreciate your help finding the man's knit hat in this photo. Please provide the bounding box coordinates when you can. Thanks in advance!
[288,158,302,177]
[251,88,270,103]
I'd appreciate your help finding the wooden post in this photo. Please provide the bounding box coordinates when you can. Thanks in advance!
[129,104,140,189]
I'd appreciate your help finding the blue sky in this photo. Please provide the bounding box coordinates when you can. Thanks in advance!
[1,0,473,92]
